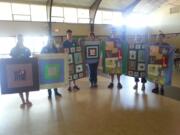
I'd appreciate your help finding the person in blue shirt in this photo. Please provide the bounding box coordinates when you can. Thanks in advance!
[41,37,62,99]
[87,32,99,88]
[10,34,32,108]
[62,29,80,92]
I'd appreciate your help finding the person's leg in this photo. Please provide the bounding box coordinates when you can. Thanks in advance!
[68,81,72,92]
[88,64,94,88]
[108,73,114,89]
[160,84,164,95]
[48,89,52,98]
[141,78,147,91]
[19,92,26,108]
[54,88,62,97]
[133,77,139,90]
[25,92,32,106]
[117,74,122,89]
[73,80,80,90]
[152,81,159,94]
[94,63,99,87]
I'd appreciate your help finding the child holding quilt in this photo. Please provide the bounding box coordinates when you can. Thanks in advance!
[150,33,174,94]
[103,33,123,90]
[87,32,99,88]
[62,29,80,92]
[10,34,32,108]
[132,37,147,91]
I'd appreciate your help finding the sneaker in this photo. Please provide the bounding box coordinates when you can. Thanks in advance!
[94,83,98,88]
[152,87,159,94]
[73,85,80,90]
[133,84,138,90]
[55,92,62,97]
[20,103,26,109]
[117,83,122,89]
[160,87,164,95]
[26,101,32,107]
[108,83,114,89]
[68,87,72,92]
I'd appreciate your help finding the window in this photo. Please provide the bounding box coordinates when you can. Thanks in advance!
[12,3,30,15]
[78,18,90,23]
[0,36,48,58]
[13,15,31,21]
[51,17,64,22]
[24,36,48,53]
[64,7,77,23]
[77,8,89,23]
[12,3,31,21]
[112,12,123,25]
[102,11,113,24]
[0,37,16,57]
[0,2,123,25]
[0,2,12,20]
[51,6,64,22]
[31,5,47,22]
[78,9,89,18]
[52,6,63,17]
[95,10,102,24]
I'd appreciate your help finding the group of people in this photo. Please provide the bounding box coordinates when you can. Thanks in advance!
[10,29,98,108]
[10,30,172,108]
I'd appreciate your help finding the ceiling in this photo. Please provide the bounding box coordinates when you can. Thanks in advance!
[1,0,180,14]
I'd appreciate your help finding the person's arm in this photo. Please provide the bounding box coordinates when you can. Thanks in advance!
[27,48,31,57]
[41,47,45,54]
[10,48,14,58]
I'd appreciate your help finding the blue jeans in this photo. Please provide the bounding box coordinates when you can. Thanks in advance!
[88,62,98,84]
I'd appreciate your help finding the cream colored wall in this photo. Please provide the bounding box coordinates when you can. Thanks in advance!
[149,4,180,33]
[149,5,180,48]
[0,21,115,37]
[0,21,48,36]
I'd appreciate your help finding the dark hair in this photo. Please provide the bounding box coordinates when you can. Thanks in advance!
[66,29,72,33]
[159,33,165,38]
[90,32,95,37]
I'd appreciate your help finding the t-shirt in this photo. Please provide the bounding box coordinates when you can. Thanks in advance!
[10,45,31,58]
[41,45,58,54]
[62,40,77,49]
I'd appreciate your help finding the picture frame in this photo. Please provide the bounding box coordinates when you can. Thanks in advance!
[68,46,86,80]
[68,54,73,64]
[0,58,39,94]
[35,53,68,89]
[129,50,137,60]
[74,52,83,64]
[137,63,146,71]
[83,40,100,64]
[128,60,136,70]
[138,50,145,62]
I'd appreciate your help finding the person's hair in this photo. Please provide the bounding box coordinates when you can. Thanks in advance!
[159,33,165,38]
[66,29,72,34]
[16,34,23,39]
[90,32,95,38]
